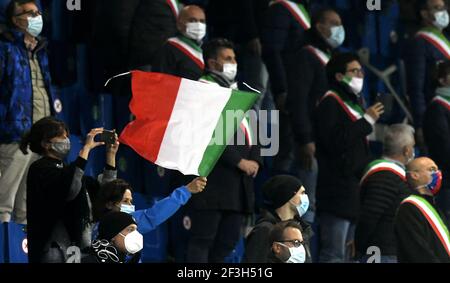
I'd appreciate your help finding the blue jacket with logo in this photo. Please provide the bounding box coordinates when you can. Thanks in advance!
[0,30,58,143]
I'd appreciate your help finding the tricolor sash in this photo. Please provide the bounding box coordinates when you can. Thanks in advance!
[270,0,311,30]
[305,45,331,66]
[166,0,180,18]
[168,36,205,69]
[199,75,254,147]
[321,90,365,122]
[360,159,406,185]
[416,27,450,59]
[433,95,450,111]
[401,195,450,257]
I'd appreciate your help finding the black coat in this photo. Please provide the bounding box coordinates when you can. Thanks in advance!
[27,157,90,263]
[395,193,450,263]
[261,0,308,98]
[286,30,331,145]
[314,83,373,221]
[128,0,178,69]
[355,168,412,256]
[242,210,313,263]
[152,35,204,81]
[424,97,450,188]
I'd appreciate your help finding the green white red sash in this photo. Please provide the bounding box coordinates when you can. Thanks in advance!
[433,95,450,111]
[305,45,331,66]
[199,75,254,147]
[360,159,406,185]
[402,195,450,257]
[321,90,364,122]
[168,36,205,69]
[166,0,180,18]
[270,0,311,30]
[417,27,450,59]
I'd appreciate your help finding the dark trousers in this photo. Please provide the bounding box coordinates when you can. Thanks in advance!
[186,210,243,263]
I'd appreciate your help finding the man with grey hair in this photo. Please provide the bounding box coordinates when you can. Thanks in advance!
[355,124,415,263]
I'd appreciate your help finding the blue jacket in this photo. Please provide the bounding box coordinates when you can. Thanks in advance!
[404,29,449,128]
[0,30,58,143]
[92,186,192,238]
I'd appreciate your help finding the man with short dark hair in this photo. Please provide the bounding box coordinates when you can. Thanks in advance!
[0,0,60,224]
[315,52,384,262]
[268,220,306,263]
[185,38,262,263]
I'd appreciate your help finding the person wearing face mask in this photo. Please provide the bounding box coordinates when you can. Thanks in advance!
[243,175,312,263]
[424,61,450,221]
[268,220,306,263]
[355,124,416,263]
[183,38,262,263]
[153,5,206,80]
[82,212,143,263]
[20,117,119,262]
[92,177,206,238]
[315,52,384,263]
[395,157,450,263]
[404,0,450,155]
[278,8,345,226]
[0,0,61,225]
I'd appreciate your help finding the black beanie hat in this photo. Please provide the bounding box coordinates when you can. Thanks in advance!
[98,211,137,241]
[262,175,303,209]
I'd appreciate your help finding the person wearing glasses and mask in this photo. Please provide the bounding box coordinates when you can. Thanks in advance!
[0,0,62,225]
[153,5,206,80]
[281,7,345,225]
[404,0,450,155]
[315,52,384,263]
[395,157,450,263]
[243,175,312,263]
[268,220,307,263]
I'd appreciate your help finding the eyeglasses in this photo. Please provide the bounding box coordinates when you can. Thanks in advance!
[346,68,365,76]
[15,10,41,18]
[278,239,304,248]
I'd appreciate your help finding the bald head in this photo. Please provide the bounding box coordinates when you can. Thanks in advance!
[407,157,439,190]
[177,5,206,35]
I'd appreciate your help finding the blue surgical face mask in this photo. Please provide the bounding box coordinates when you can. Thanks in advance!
[326,25,345,49]
[296,194,310,217]
[434,10,450,30]
[120,204,135,214]
[26,15,43,37]
[278,242,306,263]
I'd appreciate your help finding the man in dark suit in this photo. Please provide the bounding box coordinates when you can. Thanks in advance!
[185,38,262,263]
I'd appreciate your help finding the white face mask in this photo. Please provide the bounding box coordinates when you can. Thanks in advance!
[326,25,345,48]
[343,76,364,95]
[119,230,143,254]
[222,63,238,82]
[433,10,450,30]
[279,242,306,263]
[26,15,43,37]
[120,204,135,214]
[185,22,206,42]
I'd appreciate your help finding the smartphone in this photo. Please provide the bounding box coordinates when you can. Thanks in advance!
[99,130,116,145]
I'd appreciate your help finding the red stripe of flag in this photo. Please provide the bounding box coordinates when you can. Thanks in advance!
[119,71,181,162]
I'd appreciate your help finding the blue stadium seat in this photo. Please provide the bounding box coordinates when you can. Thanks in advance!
[141,161,171,198]
[224,237,245,263]
[0,222,5,263]
[5,222,28,263]
[117,145,144,193]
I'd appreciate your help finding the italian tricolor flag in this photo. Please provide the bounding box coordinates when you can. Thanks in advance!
[119,71,258,176]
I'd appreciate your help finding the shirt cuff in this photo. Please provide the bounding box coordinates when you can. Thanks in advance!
[363,114,376,126]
